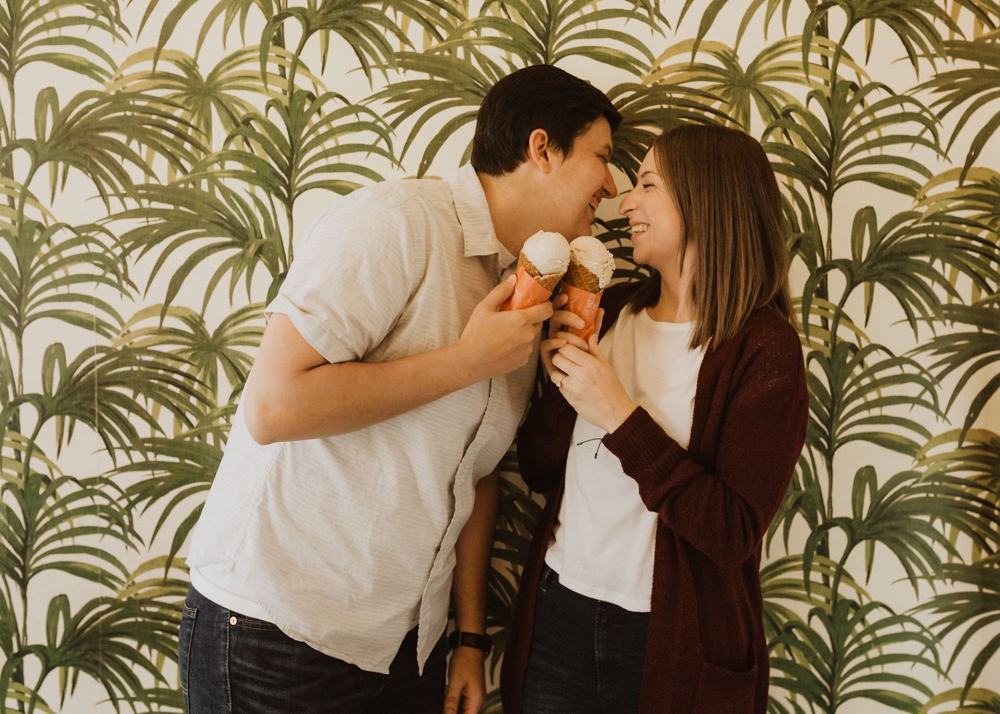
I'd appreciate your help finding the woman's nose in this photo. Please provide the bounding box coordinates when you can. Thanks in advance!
[619,187,636,215]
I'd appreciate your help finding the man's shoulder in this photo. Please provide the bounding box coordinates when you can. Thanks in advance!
[344,175,452,210]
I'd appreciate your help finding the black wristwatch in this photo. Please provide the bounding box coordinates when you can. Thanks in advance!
[448,630,492,655]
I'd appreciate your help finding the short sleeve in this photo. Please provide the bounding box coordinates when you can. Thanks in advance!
[267,193,426,364]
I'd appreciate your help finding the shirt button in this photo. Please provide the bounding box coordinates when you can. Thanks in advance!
[229,616,238,625]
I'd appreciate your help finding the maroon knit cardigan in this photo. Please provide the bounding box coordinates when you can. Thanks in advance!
[500,282,808,714]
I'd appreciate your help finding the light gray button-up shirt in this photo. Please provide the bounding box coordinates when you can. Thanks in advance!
[187,165,537,673]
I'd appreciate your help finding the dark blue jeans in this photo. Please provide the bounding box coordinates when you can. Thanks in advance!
[522,565,650,714]
[178,586,447,713]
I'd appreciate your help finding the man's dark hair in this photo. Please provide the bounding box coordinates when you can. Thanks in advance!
[471,65,621,176]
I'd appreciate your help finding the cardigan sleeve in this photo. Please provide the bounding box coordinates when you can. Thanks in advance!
[602,314,808,567]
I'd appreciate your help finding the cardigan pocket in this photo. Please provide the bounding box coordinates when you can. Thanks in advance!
[690,653,758,713]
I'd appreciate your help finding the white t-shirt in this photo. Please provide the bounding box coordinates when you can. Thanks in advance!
[545,306,705,612]
[187,165,536,674]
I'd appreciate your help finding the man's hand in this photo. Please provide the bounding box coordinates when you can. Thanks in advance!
[456,275,553,382]
[443,647,486,714]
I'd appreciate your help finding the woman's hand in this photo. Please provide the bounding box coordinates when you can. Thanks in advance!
[549,310,637,433]
[540,293,589,382]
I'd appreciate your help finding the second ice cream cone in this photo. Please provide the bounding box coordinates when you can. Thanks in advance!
[561,236,615,339]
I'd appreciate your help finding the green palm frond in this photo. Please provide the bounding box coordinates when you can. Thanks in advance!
[370,50,503,175]
[442,0,666,75]
[944,0,1000,33]
[915,429,1000,561]
[762,553,870,646]
[7,343,211,457]
[113,180,285,309]
[917,167,1000,237]
[120,304,264,401]
[911,299,1000,437]
[25,591,179,707]
[764,80,941,203]
[0,468,137,591]
[214,89,394,207]
[138,0,285,60]
[676,0,822,52]
[0,219,128,342]
[0,0,126,92]
[1,89,202,206]
[803,207,998,333]
[108,46,306,152]
[797,296,873,353]
[919,686,1000,713]
[645,36,867,130]
[1,680,55,714]
[916,562,1000,697]
[114,408,232,565]
[0,177,55,225]
[606,82,731,180]
[262,0,464,83]
[770,453,826,550]
[803,466,1000,591]
[770,598,940,711]
[917,429,1000,495]
[919,39,1000,178]
[806,341,941,459]
[783,187,826,273]
[802,0,961,72]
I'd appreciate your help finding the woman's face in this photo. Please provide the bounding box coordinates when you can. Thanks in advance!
[619,147,688,277]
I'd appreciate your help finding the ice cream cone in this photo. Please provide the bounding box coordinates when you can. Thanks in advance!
[501,232,570,311]
[561,236,614,340]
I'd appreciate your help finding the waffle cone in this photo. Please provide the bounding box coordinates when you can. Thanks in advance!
[563,259,602,293]
[501,254,565,311]
[520,253,565,291]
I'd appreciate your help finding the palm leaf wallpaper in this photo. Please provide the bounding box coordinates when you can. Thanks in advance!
[0,0,997,711]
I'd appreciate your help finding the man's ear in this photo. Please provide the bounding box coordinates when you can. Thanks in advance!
[527,128,553,171]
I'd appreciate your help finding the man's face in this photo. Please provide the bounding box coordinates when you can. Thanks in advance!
[545,117,617,238]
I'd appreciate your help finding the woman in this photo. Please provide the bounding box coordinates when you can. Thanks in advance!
[500,124,809,714]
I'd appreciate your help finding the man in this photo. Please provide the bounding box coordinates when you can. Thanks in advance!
[179,64,620,713]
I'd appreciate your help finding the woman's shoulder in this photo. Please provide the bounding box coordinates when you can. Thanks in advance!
[724,308,803,363]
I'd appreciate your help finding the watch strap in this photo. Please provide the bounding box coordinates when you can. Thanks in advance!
[448,630,492,654]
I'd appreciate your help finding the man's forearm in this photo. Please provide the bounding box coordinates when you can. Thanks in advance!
[245,339,481,443]
[452,470,500,635]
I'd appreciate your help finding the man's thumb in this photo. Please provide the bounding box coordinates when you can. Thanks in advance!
[483,273,517,309]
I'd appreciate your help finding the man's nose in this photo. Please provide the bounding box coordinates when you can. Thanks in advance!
[602,167,617,199]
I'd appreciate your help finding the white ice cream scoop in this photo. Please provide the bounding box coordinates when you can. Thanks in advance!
[569,235,615,289]
[521,230,571,275]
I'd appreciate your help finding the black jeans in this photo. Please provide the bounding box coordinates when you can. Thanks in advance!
[522,565,650,714]
[178,586,447,713]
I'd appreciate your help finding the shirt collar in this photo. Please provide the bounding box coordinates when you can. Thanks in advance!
[449,164,517,272]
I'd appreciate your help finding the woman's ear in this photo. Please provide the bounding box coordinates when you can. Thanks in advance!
[527,128,553,171]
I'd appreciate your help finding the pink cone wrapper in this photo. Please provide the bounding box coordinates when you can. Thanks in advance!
[501,253,564,311]
[562,282,603,340]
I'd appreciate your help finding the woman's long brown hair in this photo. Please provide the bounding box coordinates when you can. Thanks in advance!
[627,124,796,350]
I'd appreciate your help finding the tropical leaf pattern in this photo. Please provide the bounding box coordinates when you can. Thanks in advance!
[0,0,997,711]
